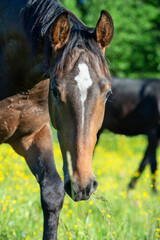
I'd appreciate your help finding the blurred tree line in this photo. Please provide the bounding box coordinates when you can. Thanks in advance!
[63,0,160,79]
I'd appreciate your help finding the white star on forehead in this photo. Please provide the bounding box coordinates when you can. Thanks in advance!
[75,63,93,127]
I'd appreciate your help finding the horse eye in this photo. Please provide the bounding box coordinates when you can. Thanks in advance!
[105,89,112,100]
[51,87,60,100]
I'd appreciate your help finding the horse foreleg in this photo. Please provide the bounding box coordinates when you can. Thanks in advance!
[128,141,150,190]
[129,131,158,192]
[10,123,65,240]
[148,131,158,193]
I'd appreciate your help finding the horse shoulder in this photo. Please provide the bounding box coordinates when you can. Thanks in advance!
[0,79,50,144]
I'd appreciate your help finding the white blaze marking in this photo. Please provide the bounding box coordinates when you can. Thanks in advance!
[75,63,93,127]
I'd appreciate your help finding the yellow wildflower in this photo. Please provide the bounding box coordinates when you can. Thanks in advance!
[0,171,4,182]
[89,201,93,205]
[68,209,72,214]
[143,192,148,197]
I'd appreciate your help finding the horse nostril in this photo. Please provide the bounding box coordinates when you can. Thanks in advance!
[92,179,98,191]
[86,178,98,196]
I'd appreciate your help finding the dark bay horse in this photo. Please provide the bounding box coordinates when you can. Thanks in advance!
[0,0,114,239]
[97,77,160,192]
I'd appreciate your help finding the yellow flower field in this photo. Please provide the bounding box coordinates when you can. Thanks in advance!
[0,130,159,239]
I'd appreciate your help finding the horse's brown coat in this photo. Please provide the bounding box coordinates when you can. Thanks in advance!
[0,79,50,145]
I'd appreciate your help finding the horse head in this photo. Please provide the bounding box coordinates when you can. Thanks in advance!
[48,10,114,201]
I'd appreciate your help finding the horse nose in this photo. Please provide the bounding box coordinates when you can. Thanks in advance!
[85,177,98,196]
[64,177,98,201]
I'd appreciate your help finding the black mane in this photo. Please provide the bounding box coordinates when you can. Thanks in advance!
[23,0,87,47]
[23,0,107,75]
[52,29,108,76]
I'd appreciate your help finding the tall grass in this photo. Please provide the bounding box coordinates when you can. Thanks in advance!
[0,131,159,240]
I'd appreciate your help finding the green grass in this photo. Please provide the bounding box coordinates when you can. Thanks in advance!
[0,131,159,240]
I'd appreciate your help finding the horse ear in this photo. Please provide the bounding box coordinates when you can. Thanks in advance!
[95,10,114,51]
[50,12,71,51]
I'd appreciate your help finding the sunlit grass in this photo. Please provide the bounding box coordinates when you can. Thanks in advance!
[0,130,159,239]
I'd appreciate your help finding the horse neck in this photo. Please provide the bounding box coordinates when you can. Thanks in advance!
[0,0,26,34]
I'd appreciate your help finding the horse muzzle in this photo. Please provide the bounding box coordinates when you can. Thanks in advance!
[64,177,98,201]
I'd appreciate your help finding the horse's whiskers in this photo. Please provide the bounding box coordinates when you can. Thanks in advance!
[93,192,109,203]
[90,194,111,225]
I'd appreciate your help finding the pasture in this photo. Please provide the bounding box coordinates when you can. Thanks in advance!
[0,129,159,240]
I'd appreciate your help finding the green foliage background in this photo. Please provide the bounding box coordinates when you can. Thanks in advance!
[63,0,160,79]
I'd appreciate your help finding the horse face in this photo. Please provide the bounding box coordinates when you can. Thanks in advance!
[49,55,111,201]
[49,11,113,201]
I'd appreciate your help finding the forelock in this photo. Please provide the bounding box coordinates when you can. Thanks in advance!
[51,29,108,77]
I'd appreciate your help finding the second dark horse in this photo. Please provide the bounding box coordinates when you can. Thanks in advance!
[97,77,160,192]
